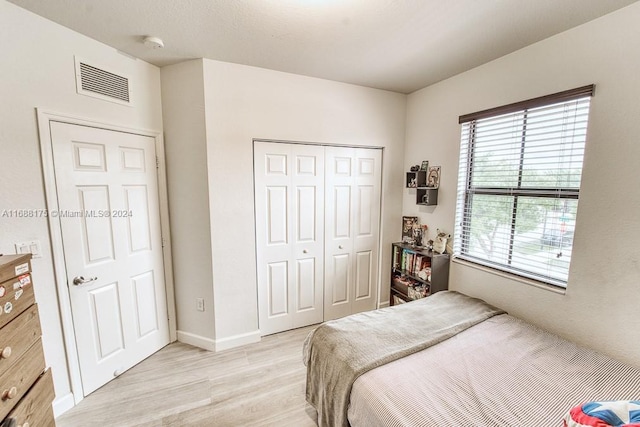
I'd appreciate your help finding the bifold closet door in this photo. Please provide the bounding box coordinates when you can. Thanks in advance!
[254,142,325,335]
[324,147,382,321]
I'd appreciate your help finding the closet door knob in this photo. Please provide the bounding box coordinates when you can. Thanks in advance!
[338,245,344,249]
[303,249,308,254]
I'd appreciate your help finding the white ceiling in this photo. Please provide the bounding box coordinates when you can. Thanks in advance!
[9,0,638,94]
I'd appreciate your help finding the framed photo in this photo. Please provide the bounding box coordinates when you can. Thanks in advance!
[427,166,441,188]
[402,216,419,243]
[420,160,429,171]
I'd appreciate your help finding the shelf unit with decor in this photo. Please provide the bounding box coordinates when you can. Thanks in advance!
[390,242,449,305]
[406,170,438,205]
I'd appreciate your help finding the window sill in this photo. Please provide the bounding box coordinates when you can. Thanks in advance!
[451,256,567,295]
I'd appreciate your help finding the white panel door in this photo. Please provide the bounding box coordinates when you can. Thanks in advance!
[254,142,324,335]
[324,147,382,321]
[50,122,169,395]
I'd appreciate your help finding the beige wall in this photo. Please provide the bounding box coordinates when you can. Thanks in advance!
[0,0,164,415]
[161,59,407,348]
[404,2,640,367]
[203,59,407,342]
[160,60,215,346]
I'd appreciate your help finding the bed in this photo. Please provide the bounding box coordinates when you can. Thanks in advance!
[303,291,640,427]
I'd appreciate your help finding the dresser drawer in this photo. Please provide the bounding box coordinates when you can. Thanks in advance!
[0,305,41,378]
[0,339,45,420]
[0,274,35,330]
[6,369,55,427]
[0,255,31,285]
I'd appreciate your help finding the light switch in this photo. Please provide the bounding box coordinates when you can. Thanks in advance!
[15,240,42,258]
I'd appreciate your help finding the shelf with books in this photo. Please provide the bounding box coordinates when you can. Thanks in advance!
[390,242,450,306]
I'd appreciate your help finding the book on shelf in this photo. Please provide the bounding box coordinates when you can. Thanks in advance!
[413,255,423,275]
[392,246,401,269]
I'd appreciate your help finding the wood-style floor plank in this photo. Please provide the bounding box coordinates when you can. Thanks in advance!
[56,326,318,426]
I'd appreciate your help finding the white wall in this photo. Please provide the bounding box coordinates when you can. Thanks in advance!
[161,59,406,348]
[0,0,164,414]
[203,59,407,343]
[404,2,640,367]
[160,60,216,348]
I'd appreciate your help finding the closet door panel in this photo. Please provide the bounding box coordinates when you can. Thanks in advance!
[324,147,381,320]
[291,146,324,328]
[324,147,355,320]
[255,143,294,334]
[255,142,324,334]
[351,148,382,313]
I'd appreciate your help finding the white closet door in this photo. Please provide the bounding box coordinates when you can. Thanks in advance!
[254,142,324,335]
[324,147,382,321]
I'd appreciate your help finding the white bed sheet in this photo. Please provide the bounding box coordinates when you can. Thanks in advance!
[348,314,640,427]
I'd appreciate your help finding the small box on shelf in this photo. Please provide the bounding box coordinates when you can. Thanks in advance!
[417,188,438,206]
[406,172,417,188]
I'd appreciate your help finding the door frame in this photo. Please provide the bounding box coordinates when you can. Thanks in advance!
[37,109,177,407]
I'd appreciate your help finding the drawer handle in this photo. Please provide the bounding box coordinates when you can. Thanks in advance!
[0,346,11,359]
[2,386,17,400]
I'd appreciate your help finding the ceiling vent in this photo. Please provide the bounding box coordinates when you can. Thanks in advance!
[74,57,132,106]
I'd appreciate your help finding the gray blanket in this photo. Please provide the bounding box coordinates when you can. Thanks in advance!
[303,291,506,427]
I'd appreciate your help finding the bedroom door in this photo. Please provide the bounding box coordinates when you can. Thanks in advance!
[50,122,170,395]
[324,147,382,321]
[254,142,325,335]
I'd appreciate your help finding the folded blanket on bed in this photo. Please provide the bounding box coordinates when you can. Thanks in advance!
[303,291,506,427]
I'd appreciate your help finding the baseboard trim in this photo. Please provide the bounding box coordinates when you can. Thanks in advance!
[177,329,261,352]
[378,300,390,309]
[176,330,216,352]
[214,330,261,352]
[53,392,76,418]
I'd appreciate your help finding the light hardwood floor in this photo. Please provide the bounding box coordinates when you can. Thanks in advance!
[56,325,319,427]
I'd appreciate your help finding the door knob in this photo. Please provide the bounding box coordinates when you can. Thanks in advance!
[338,245,344,249]
[73,276,98,286]
[303,249,308,253]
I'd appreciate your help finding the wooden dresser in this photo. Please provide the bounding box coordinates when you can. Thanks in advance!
[0,254,55,427]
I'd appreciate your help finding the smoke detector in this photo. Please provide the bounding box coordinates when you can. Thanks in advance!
[143,36,164,49]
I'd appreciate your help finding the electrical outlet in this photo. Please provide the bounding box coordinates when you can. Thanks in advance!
[196,298,205,312]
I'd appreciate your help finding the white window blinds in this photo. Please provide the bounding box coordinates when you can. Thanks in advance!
[454,85,594,288]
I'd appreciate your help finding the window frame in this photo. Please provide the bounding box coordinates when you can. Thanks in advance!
[455,85,594,288]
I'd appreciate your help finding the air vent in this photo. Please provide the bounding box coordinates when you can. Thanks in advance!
[74,57,132,106]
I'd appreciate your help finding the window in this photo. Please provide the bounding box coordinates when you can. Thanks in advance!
[454,85,594,288]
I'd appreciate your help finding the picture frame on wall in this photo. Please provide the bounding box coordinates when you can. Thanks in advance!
[427,166,441,188]
[402,216,419,243]
[420,160,429,171]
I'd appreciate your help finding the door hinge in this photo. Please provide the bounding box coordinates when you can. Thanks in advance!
[156,156,160,169]
[161,237,166,248]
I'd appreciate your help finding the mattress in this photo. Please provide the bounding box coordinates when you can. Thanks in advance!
[348,314,640,427]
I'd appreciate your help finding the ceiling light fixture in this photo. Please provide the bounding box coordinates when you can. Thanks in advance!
[143,36,164,49]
